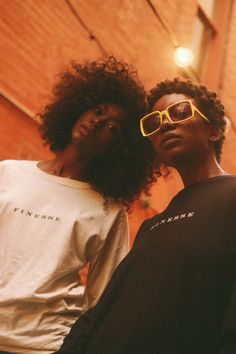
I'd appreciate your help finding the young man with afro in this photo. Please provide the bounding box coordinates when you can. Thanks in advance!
[56,78,236,354]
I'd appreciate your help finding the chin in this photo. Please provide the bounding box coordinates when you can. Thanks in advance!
[158,147,186,166]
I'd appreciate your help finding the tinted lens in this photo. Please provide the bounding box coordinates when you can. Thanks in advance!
[168,101,193,122]
[142,113,160,135]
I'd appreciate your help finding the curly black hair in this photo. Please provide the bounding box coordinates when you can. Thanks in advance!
[39,56,160,207]
[148,78,226,162]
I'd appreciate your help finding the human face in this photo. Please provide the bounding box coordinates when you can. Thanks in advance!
[147,93,213,167]
[71,102,125,157]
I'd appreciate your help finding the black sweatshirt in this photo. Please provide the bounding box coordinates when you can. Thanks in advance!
[57,175,236,354]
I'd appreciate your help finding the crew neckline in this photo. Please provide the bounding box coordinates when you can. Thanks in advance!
[34,161,92,189]
[175,174,235,199]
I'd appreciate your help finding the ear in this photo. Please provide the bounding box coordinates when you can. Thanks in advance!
[208,125,222,143]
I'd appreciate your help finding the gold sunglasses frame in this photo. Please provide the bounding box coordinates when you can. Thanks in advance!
[140,99,210,137]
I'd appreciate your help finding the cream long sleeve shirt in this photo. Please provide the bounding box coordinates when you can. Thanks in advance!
[0,160,129,354]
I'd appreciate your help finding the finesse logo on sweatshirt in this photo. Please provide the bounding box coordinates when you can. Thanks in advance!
[13,207,62,222]
[150,211,195,231]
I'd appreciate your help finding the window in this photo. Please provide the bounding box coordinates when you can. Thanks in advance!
[190,0,218,79]
[198,0,217,19]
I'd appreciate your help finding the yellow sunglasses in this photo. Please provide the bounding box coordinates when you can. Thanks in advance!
[140,99,210,137]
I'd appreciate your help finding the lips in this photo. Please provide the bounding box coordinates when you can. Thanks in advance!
[160,133,181,146]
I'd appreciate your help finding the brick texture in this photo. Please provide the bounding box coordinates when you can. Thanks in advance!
[0,95,52,160]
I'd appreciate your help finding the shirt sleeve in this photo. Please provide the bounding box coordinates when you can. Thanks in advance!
[82,207,129,311]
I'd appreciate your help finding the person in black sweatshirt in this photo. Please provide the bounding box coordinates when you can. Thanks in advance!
[55,78,236,354]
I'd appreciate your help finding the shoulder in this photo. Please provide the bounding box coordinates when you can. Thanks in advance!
[0,159,36,168]
[208,175,236,187]
[0,159,19,172]
[0,160,37,169]
[211,175,236,196]
[0,159,37,177]
[0,159,15,167]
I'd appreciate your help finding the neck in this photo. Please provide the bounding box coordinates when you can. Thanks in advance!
[39,145,90,181]
[174,154,228,187]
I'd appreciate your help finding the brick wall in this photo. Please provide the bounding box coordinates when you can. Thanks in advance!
[0,95,52,161]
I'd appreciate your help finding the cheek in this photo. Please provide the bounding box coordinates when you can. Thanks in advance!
[72,130,79,140]
[71,121,81,139]
[148,135,161,152]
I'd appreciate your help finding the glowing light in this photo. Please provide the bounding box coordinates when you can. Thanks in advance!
[174,47,194,67]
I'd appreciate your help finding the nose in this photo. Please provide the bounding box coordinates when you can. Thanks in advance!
[160,113,175,132]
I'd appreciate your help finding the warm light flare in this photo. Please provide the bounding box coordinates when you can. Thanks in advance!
[174,47,194,67]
